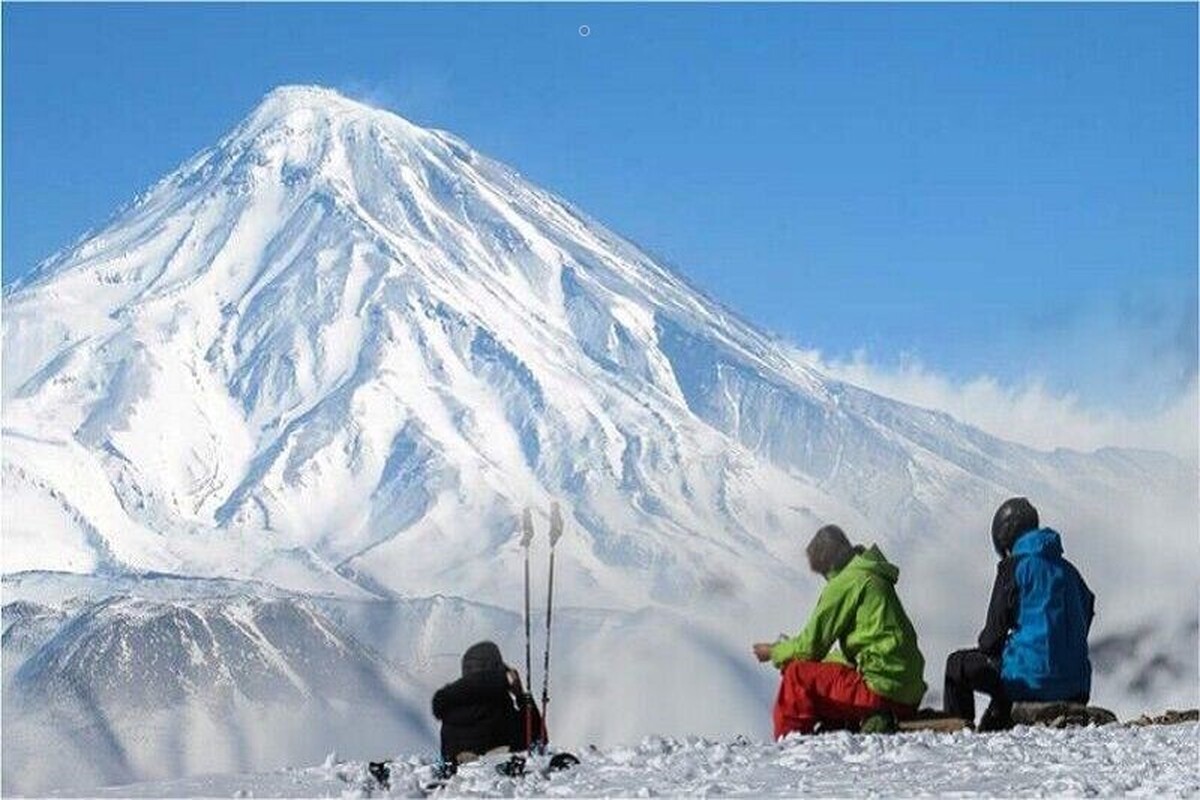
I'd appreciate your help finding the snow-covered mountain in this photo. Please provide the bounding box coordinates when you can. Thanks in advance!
[3,85,1195,793]
[0,592,432,791]
[1,587,432,793]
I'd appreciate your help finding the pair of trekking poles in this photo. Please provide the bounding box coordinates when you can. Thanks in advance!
[519,502,564,754]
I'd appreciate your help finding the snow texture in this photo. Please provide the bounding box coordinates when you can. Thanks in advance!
[41,723,1200,798]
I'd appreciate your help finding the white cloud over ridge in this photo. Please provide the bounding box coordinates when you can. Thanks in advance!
[793,347,1199,464]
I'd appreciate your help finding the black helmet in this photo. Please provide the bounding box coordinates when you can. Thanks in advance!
[991,497,1039,557]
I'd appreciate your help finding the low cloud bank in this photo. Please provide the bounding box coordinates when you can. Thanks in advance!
[793,347,1198,464]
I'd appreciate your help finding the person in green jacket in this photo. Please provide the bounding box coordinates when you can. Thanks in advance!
[753,524,927,736]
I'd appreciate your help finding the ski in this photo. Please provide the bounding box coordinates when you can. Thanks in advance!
[540,502,565,748]
[519,507,536,750]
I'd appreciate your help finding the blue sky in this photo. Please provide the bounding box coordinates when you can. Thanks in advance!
[3,3,1196,418]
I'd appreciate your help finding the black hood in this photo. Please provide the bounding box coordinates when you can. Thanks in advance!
[462,641,505,676]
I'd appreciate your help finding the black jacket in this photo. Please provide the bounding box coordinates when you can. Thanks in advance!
[978,557,1019,658]
[431,668,543,761]
[977,550,1096,659]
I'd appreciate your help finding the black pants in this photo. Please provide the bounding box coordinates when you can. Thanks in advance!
[944,648,1011,728]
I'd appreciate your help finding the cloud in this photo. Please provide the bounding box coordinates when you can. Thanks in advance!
[1018,284,1198,414]
[791,347,1198,463]
[337,73,451,124]
[788,341,1199,715]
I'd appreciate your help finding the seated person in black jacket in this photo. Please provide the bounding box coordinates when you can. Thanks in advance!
[944,498,1095,731]
[432,641,544,763]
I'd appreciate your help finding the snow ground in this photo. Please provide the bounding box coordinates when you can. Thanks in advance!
[43,723,1200,798]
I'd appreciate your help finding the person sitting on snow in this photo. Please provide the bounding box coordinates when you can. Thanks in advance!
[753,525,927,736]
[943,498,1094,730]
[432,641,544,763]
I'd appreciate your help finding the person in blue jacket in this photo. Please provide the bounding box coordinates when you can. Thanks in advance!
[943,498,1095,730]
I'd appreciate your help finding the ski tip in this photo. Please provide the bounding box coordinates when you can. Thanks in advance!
[520,507,535,546]
[549,502,564,545]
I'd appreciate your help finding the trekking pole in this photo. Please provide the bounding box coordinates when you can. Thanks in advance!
[520,507,535,750]
[540,502,565,749]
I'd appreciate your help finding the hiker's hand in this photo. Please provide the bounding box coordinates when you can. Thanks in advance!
[752,643,774,663]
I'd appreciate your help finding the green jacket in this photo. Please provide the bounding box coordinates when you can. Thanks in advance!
[770,545,927,706]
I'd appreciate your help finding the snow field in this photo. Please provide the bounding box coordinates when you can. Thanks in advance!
[53,723,1200,798]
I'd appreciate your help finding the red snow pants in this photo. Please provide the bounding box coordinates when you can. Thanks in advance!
[773,660,916,738]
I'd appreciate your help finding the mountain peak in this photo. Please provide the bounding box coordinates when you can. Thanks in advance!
[256,84,370,116]
[236,84,428,145]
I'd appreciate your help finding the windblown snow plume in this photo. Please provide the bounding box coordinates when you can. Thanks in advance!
[3,86,1196,793]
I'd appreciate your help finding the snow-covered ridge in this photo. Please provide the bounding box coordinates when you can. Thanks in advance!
[0,580,773,795]
[1,590,433,794]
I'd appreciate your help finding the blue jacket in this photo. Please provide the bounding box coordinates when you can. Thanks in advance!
[998,529,1094,700]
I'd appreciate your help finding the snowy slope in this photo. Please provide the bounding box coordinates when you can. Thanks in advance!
[1,588,433,795]
[41,723,1200,798]
[2,85,1197,792]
